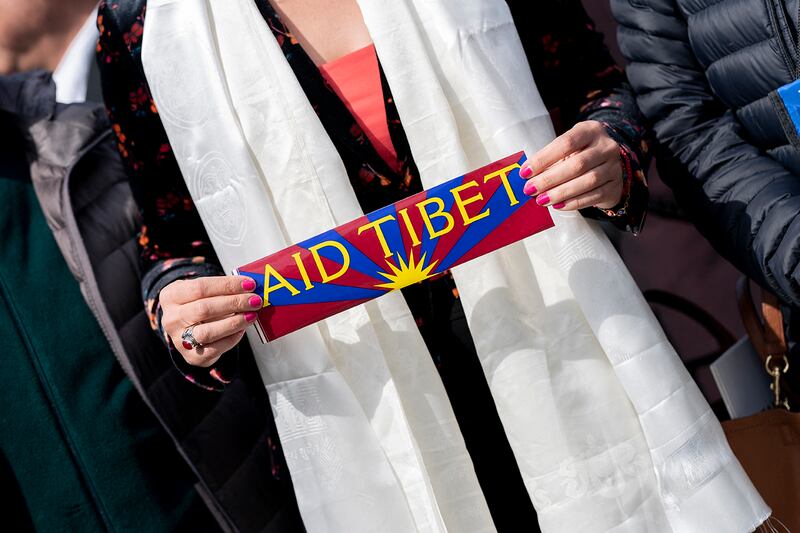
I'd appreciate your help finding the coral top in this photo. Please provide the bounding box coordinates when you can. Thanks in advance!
[319,44,400,171]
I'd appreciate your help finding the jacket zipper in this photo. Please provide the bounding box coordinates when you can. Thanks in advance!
[765,0,799,77]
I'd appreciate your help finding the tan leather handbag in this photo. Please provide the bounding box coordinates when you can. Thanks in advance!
[722,279,800,532]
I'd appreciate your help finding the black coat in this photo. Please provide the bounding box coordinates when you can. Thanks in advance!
[612,0,800,310]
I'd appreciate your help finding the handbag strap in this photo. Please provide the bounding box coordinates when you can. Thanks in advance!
[761,290,788,357]
[736,277,791,409]
[737,278,787,358]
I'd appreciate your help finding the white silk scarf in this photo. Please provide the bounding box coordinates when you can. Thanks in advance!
[142,1,770,531]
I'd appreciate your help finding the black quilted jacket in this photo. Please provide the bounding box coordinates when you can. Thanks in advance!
[612,0,800,310]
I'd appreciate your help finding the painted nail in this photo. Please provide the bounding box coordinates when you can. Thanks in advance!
[244,312,258,322]
[552,202,566,209]
[248,295,263,308]
[523,181,538,196]
[242,278,256,291]
[519,166,533,179]
[536,193,550,206]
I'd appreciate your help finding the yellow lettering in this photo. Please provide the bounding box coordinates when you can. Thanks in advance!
[358,215,394,257]
[263,264,300,306]
[291,252,314,290]
[397,208,421,247]
[417,197,455,239]
[451,180,490,226]
[483,163,521,206]
[308,240,350,283]
[357,215,396,258]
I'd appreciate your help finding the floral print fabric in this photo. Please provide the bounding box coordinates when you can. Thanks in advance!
[97,0,649,389]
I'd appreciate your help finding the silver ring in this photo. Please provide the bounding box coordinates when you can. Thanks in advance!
[181,325,202,350]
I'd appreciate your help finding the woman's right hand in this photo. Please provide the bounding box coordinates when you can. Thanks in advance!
[160,275,263,367]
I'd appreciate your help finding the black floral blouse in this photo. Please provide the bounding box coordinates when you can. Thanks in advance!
[97,0,650,390]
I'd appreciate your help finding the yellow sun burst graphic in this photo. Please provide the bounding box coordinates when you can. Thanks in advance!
[374,250,439,290]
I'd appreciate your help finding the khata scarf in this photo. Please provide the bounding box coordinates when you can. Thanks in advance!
[142,1,769,531]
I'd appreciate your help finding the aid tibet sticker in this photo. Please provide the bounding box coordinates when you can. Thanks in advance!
[235,151,553,341]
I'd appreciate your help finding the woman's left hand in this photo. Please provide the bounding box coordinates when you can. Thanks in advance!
[519,120,623,210]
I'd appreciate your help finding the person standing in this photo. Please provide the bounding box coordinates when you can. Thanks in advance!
[612,0,800,401]
[98,0,654,530]
[0,1,219,529]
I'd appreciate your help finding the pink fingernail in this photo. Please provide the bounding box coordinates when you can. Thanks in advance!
[553,202,566,209]
[536,194,550,206]
[523,181,538,196]
[249,295,263,308]
[519,166,533,179]
[244,312,258,322]
[242,278,256,291]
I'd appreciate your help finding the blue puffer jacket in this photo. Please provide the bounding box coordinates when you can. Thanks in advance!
[612,0,800,309]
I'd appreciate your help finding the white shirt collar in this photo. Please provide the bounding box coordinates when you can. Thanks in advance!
[52,8,100,104]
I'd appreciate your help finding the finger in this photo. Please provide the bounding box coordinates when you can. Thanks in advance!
[190,312,258,346]
[550,176,623,212]
[180,330,247,368]
[521,121,603,176]
[162,275,258,305]
[522,144,608,197]
[533,159,619,207]
[180,293,263,325]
